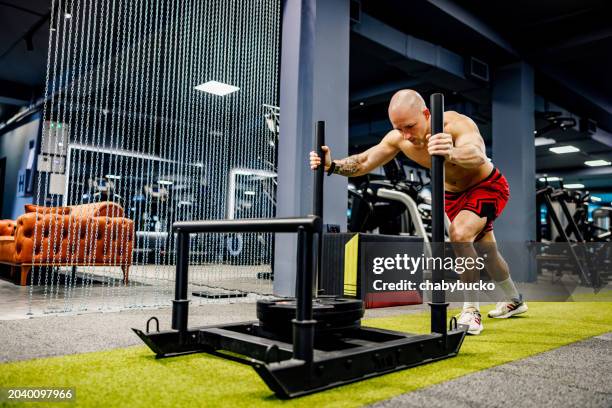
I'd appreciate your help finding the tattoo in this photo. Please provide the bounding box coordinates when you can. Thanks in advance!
[333,155,360,176]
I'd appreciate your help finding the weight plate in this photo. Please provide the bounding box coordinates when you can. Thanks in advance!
[257,296,364,336]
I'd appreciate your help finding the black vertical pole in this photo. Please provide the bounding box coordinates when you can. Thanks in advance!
[293,226,315,362]
[314,121,325,219]
[429,93,448,335]
[313,121,325,293]
[172,231,191,336]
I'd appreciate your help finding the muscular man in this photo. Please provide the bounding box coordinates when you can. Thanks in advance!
[310,89,527,335]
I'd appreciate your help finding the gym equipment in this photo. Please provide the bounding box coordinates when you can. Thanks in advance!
[348,160,423,235]
[133,94,466,398]
[142,183,169,232]
[319,233,424,308]
[192,288,248,299]
[133,183,170,264]
[592,207,612,241]
[348,159,449,244]
[535,186,608,288]
[560,191,611,242]
[536,178,611,243]
[87,176,123,204]
[256,296,365,338]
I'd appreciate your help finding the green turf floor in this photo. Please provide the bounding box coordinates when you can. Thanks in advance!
[1,302,611,408]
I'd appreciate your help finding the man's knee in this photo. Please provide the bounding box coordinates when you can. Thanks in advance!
[477,242,505,264]
[449,223,476,243]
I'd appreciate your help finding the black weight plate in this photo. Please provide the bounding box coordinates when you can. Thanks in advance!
[257,296,364,336]
[257,296,364,322]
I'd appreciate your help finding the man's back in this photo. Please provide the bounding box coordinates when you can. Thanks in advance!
[387,110,493,191]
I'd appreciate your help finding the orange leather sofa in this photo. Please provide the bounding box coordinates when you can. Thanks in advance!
[0,202,134,286]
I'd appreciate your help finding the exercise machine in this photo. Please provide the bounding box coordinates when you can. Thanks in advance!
[535,186,608,288]
[85,176,123,204]
[348,160,424,235]
[592,207,612,241]
[133,94,466,398]
[348,160,450,244]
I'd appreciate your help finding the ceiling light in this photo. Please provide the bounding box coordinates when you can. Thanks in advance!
[549,145,579,154]
[534,137,555,146]
[105,174,121,180]
[584,159,611,167]
[591,196,602,202]
[64,13,72,19]
[244,191,256,196]
[194,80,239,96]
[158,180,173,185]
[564,183,584,189]
[538,176,560,182]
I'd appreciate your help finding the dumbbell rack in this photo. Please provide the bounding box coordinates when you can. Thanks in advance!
[133,94,466,399]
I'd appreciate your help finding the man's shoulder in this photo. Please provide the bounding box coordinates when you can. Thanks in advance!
[382,128,403,146]
[444,111,478,134]
[444,110,469,124]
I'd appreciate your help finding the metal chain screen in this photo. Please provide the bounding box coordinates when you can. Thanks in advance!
[27,0,280,315]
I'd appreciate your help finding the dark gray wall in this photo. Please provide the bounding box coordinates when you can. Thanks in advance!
[0,116,38,219]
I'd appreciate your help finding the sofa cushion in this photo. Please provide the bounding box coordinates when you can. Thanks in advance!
[0,220,16,237]
[70,202,124,218]
[0,236,15,263]
[24,204,71,215]
[24,202,125,218]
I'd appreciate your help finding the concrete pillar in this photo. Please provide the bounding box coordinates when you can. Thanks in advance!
[274,0,350,296]
[492,62,537,282]
[312,0,350,230]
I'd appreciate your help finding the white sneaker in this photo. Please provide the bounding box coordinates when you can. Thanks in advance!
[488,296,528,319]
[457,309,483,335]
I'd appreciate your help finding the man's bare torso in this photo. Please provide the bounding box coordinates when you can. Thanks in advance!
[391,111,493,192]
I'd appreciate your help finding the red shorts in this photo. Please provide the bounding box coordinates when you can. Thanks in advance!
[444,168,510,241]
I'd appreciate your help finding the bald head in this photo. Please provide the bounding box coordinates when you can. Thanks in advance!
[388,89,430,144]
[388,89,426,114]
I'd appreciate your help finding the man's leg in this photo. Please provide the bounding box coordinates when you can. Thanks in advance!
[449,210,487,334]
[477,231,528,318]
[477,230,510,281]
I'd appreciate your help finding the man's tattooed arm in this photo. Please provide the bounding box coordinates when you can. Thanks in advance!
[332,155,363,176]
[328,133,400,177]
